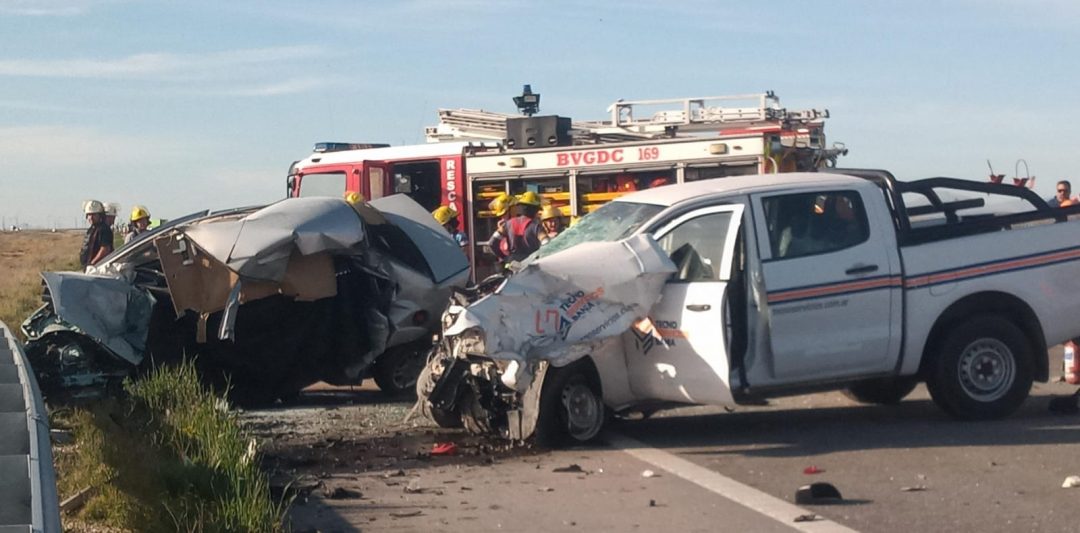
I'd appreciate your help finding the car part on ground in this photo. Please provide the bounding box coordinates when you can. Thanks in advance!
[22,196,468,404]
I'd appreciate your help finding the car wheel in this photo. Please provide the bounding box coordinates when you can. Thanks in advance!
[415,356,462,429]
[535,361,605,448]
[373,346,426,396]
[842,377,919,405]
[926,315,1033,420]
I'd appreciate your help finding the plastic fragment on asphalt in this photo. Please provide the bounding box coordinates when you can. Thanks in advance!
[803,465,823,475]
[795,482,843,504]
[900,485,928,492]
[431,442,457,456]
[794,514,820,522]
[1062,475,1080,488]
[641,469,658,478]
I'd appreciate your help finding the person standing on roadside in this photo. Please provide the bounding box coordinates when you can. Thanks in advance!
[125,205,152,244]
[79,200,113,267]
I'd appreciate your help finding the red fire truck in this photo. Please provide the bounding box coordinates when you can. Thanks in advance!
[288,92,847,280]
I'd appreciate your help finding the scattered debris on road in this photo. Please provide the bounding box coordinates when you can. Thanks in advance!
[795,482,843,504]
[1061,475,1080,488]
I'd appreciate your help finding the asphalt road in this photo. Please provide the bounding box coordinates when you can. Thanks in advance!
[257,347,1080,532]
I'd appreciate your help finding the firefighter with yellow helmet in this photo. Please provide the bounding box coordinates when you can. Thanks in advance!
[503,191,545,262]
[539,204,564,244]
[485,192,517,266]
[432,205,468,248]
[125,205,152,244]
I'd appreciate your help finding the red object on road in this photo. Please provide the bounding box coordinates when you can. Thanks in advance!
[431,442,458,456]
[803,466,824,475]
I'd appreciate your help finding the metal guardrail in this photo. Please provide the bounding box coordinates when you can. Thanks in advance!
[0,321,61,533]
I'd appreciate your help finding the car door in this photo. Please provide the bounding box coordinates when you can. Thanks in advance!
[624,204,743,406]
[753,188,898,382]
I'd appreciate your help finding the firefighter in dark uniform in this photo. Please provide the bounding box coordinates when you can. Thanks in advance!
[79,200,113,267]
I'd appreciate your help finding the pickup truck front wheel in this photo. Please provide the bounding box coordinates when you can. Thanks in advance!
[535,362,605,448]
[927,315,1033,420]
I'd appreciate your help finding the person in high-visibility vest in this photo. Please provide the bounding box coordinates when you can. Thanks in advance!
[505,191,544,262]
[486,192,517,266]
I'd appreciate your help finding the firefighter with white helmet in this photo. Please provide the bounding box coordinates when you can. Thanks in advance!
[432,205,467,248]
[79,200,113,267]
[104,202,119,228]
[125,205,152,244]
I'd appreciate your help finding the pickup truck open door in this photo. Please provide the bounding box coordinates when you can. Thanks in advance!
[752,188,902,383]
[624,204,744,406]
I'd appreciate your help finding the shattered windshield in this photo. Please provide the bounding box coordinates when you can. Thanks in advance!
[529,201,663,261]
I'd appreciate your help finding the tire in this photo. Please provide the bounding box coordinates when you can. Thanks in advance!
[415,357,462,428]
[373,346,426,397]
[925,315,1034,420]
[842,377,919,405]
[534,362,606,448]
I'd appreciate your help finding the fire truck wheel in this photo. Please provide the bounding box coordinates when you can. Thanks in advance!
[842,377,919,405]
[535,360,605,448]
[373,345,426,397]
[926,315,1034,420]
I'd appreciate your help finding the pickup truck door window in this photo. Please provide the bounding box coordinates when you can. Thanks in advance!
[756,190,897,381]
[624,204,743,406]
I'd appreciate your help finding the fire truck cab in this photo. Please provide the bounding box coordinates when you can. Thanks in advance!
[288,92,847,281]
[288,141,484,216]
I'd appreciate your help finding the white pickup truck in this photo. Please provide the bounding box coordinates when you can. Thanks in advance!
[418,170,1080,446]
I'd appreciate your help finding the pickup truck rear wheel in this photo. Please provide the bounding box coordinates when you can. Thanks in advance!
[842,377,919,405]
[535,362,605,448]
[926,315,1033,420]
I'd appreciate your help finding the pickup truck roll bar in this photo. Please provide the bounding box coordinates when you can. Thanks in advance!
[831,168,1074,247]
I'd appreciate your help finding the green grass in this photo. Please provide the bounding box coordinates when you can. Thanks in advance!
[53,361,290,532]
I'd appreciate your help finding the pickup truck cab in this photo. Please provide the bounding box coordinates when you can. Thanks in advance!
[420,170,1080,445]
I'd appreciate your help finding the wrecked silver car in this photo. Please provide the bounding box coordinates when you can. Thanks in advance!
[22,195,468,403]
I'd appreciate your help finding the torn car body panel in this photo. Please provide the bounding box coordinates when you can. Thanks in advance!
[23,195,467,401]
[447,235,676,377]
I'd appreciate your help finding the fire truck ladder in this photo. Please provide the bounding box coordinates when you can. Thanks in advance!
[424,91,829,144]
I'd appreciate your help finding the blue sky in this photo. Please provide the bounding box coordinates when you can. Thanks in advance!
[2,0,1079,228]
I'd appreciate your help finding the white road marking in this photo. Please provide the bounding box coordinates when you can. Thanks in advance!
[609,433,859,533]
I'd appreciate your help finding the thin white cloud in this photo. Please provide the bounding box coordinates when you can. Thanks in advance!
[0,99,89,113]
[0,0,122,16]
[0,45,325,81]
[221,78,331,97]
